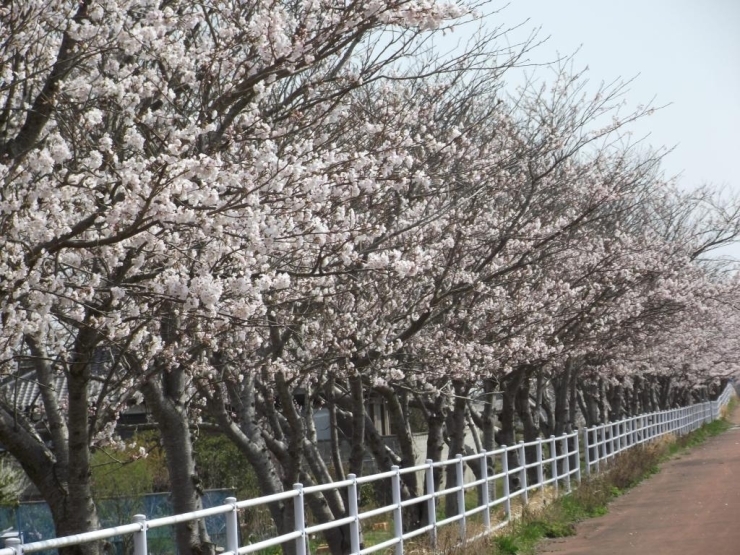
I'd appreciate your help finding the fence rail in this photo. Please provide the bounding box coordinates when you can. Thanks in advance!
[2,384,735,555]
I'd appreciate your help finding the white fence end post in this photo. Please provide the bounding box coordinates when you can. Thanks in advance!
[574,431,582,485]
[518,442,528,505]
[348,474,361,555]
[293,483,307,555]
[550,435,559,496]
[479,450,491,531]
[536,439,544,494]
[392,465,404,555]
[133,514,148,555]
[4,537,21,555]
[225,497,239,555]
[562,434,571,493]
[455,454,466,541]
[501,446,511,520]
[425,459,437,549]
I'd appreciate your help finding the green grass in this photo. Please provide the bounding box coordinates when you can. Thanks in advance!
[665,416,731,457]
[490,412,734,555]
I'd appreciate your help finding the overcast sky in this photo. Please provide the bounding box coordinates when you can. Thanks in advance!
[480,0,740,256]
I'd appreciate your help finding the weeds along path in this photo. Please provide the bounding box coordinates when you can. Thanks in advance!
[539,406,740,555]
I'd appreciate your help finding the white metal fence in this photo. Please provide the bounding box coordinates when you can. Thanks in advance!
[1,384,735,555]
[583,388,732,475]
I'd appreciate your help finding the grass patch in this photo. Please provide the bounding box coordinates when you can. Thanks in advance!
[666,418,730,457]
[488,413,734,555]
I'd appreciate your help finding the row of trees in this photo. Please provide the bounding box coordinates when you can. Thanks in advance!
[1,1,738,554]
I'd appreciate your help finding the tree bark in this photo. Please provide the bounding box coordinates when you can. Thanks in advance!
[444,380,468,518]
[0,331,103,555]
[143,372,213,555]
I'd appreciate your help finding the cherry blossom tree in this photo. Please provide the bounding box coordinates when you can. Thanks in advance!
[2,2,739,555]
[0,1,499,553]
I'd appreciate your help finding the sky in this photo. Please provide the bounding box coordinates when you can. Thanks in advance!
[478,0,740,257]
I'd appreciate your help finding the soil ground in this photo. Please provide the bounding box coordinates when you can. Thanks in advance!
[538,404,740,555]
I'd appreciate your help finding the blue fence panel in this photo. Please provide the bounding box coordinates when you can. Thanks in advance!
[4,489,233,555]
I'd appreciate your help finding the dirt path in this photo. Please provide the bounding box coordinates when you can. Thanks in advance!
[539,406,740,555]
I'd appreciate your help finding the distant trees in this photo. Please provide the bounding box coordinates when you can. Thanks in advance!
[1,2,739,555]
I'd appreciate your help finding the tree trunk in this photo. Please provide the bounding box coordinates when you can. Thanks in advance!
[515,372,539,483]
[496,372,525,490]
[424,394,446,492]
[348,375,365,477]
[552,366,570,437]
[608,383,624,421]
[326,374,346,482]
[205,374,294,555]
[143,371,213,555]
[376,384,419,496]
[444,381,468,518]
[0,332,103,555]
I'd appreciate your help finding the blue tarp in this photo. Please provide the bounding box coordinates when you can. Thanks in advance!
[0,489,233,555]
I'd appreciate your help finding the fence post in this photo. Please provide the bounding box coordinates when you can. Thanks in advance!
[586,426,599,474]
[661,411,666,435]
[536,439,545,493]
[622,421,627,453]
[697,404,702,429]
[656,412,661,437]
[293,483,307,555]
[667,411,671,435]
[518,442,528,505]
[684,407,688,432]
[348,474,361,555]
[133,514,148,555]
[4,538,21,555]
[425,459,437,550]
[225,497,239,555]
[479,450,491,531]
[642,414,647,440]
[392,466,404,555]
[501,446,511,520]
[645,414,650,440]
[695,405,700,430]
[574,431,581,485]
[686,406,694,433]
[685,407,689,433]
[687,406,691,432]
[562,434,571,493]
[550,435,558,496]
[455,454,466,541]
[699,403,704,428]
[672,408,677,435]
[610,423,616,458]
